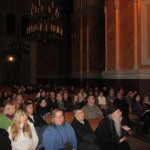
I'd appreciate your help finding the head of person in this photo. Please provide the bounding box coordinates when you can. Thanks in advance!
[39,98,47,108]
[117,92,123,100]
[41,90,46,97]
[56,93,63,102]
[72,94,79,103]
[99,91,104,97]
[13,109,28,125]
[118,87,124,95]
[133,94,141,103]
[51,109,65,126]
[103,86,107,91]
[46,91,50,97]
[50,91,56,99]
[63,92,69,101]
[11,109,32,140]
[127,90,134,98]
[94,90,99,97]
[109,88,115,95]
[73,107,84,123]
[23,101,34,116]
[3,102,16,115]
[80,88,84,94]
[107,106,122,137]
[87,95,95,106]
[143,94,150,104]
[15,93,24,104]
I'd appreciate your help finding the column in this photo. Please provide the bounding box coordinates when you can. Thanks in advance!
[71,33,74,73]
[114,0,120,70]
[104,6,108,71]
[80,28,83,81]
[80,0,83,82]
[133,0,139,69]
[86,26,89,73]
[30,41,37,84]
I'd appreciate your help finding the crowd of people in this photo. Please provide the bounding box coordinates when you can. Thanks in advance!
[0,83,150,150]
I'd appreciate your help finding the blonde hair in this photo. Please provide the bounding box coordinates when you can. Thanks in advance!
[51,109,64,124]
[3,102,15,115]
[10,109,32,141]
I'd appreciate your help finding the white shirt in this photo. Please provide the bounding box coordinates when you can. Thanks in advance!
[8,121,38,150]
[98,96,107,105]
[78,92,87,102]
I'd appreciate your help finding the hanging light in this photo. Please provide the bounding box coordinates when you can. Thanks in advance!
[0,39,30,62]
[7,39,30,55]
[27,0,63,43]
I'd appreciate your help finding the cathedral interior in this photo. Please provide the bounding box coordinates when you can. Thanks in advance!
[0,0,150,93]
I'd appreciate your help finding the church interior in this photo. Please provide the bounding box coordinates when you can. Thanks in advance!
[0,1,150,149]
[0,0,150,93]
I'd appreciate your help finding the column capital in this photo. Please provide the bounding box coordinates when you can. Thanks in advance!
[114,0,120,9]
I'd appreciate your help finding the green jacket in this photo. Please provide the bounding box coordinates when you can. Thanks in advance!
[0,114,12,130]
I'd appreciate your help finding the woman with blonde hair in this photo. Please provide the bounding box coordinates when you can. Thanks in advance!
[8,109,38,150]
[0,102,16,130]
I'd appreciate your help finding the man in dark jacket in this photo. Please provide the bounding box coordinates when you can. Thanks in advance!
[71,107,99,150]
[96,105,131,150]
[0,127,12,150]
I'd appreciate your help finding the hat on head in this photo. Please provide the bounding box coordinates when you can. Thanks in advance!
[107,105,118,115]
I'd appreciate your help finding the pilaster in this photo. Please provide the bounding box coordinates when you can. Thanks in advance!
[86,26,89,73]
[114,0,120,70]
[30,41,37,84]
[133,0,139,70]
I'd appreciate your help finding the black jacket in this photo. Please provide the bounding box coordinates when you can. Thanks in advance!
[71,118,94,144]
[0,128,12,150]
[28,113,47,127]
[96,117,130,150]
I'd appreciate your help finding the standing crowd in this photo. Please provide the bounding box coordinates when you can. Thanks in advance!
[0,83,150,150]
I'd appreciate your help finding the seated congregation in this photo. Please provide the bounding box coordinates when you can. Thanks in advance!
[0,84,149,150]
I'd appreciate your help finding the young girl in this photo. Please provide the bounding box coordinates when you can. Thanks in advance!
[8,109,38,150]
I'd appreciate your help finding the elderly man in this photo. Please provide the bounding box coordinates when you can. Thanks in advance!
[83,95,104,119]
[71,107,99,150]
[96,105,131,150]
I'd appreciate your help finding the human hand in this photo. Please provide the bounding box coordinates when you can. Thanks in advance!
[119,136,127,143]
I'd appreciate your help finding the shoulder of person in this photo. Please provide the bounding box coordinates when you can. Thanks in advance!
[64,122,72,127]
[28,120,34,127]
[0,113,5,118]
